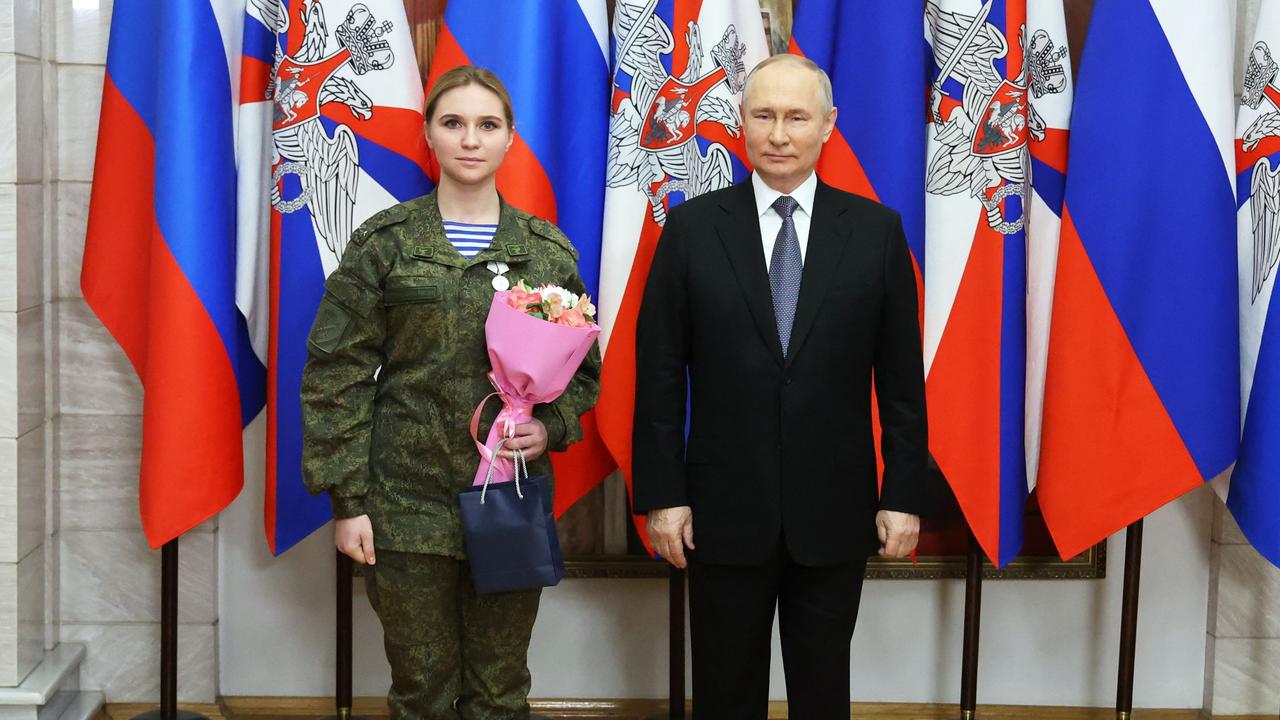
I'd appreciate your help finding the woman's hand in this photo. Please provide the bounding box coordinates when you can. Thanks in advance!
[335,514,376,565]
[501,419,548,462]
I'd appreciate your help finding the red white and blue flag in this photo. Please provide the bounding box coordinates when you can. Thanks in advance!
[1225,7,1280,567]
[238,0,433,555]
[923,0,1073,567]
[595,0,769,548]
[427,0,615,518]
[83,1,267,548]
[1038,0,1239,560]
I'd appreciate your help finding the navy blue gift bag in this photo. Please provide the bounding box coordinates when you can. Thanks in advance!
[458,443,564,593]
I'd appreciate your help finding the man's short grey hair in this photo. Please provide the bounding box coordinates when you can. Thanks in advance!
[741,54,834,115]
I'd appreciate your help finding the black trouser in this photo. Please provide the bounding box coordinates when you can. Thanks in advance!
[688,542,868,720]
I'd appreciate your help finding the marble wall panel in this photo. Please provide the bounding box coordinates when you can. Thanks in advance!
[10,0,40,59]
[1216,543,1280,639]
[16,305,44,438]
[0,544,43,687]
[42,527,55,652]
[15,543,42,685]
[59,622,215,703]
[0,56,15,184]
[14,183,42,313]
[1210,637,1280,716]
[0,428,43,564]
[58,414,139,531]
[14,56,42,184]
[1,184,14,312]
[54,65,101,183]
[0,2,12,55]
[1212,498,1249,545]
[14,426,44,564]
[0,312,14,439]
[54,0,111,66]
[57,300,140,416]
[0,439,13,562]
[60,529,215,624]
[53,183,87,301]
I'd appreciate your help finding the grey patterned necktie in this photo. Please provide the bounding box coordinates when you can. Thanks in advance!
[769,195,802,356]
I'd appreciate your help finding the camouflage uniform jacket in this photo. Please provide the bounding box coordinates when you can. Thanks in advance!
[300,191,601,557]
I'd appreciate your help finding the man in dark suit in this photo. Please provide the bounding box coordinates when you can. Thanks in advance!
[632,53,929,719]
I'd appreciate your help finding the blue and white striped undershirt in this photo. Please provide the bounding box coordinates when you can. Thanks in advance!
[443,221,497,260]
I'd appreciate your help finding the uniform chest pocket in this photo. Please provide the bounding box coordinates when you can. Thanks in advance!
[384,276,444,305]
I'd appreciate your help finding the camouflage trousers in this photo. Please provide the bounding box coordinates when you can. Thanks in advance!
[366,551,542,720]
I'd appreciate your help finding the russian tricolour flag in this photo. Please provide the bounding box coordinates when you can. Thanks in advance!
[427,0,615,518]
[595,0,769,548]
[1039,0,1239,560]
[238,0,433,555]
[1225,3,1280,567]
[83,1,266,548]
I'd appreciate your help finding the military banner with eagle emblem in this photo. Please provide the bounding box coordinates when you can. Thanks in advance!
[922,0,1073,566]
[594,0,769,550]
[237,0,433,555]
[1225,6,1280,568]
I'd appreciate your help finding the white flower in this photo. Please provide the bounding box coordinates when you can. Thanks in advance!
[537,284,578,309]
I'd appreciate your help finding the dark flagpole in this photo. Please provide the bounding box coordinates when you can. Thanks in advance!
[322,551,369,720]
[1115,520,1144,720]
[958,533,984,720]
[644,564,687,720]
[133,538,205,720]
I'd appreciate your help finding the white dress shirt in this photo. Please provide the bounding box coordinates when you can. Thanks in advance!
[753,171,817,271]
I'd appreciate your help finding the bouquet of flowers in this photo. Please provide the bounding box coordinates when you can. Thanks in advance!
[468,280,601,486]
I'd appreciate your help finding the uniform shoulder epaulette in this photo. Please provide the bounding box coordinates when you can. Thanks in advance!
[528,216,579,260]
[350,204,410,247]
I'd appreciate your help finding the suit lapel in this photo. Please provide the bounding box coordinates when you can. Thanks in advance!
[786,181,851,368]
[715,182,785,366]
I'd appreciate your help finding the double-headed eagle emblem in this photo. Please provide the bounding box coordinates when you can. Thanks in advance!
[250,0,395,260]
[1241,41,1280,304]
[607,0,749,225]
[925,0,1067,235]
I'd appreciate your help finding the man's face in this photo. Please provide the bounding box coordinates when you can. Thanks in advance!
[741,62,837,193]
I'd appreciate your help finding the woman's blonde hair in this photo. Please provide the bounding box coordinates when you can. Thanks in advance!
[424,65,515,127]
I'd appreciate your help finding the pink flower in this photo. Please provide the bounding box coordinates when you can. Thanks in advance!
[547,294,564,319]
[578,295,596,321]
[508,287,542,314]
[559,307,590,328]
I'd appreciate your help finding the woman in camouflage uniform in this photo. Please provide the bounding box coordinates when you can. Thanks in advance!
[300,66,600,719]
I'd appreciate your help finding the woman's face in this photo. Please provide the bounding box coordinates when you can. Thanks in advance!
[426,83,514,187]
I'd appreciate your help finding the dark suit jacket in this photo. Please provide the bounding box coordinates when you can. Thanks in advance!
[632,178,929,566]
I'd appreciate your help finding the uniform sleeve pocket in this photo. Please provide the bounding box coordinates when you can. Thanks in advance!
[309,296,352,354]
[384,276,443,305]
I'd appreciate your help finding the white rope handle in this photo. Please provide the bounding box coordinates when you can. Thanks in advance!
[479,440,526,505]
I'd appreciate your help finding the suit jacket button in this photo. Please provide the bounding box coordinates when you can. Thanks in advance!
[783,376,792,386]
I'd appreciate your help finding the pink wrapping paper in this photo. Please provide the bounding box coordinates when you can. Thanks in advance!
[469,291,601,486]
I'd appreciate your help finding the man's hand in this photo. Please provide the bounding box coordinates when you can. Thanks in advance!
[876,509,920,558]
[335,514,376,565]
[647,506,695,568]
[502,419,549,462]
